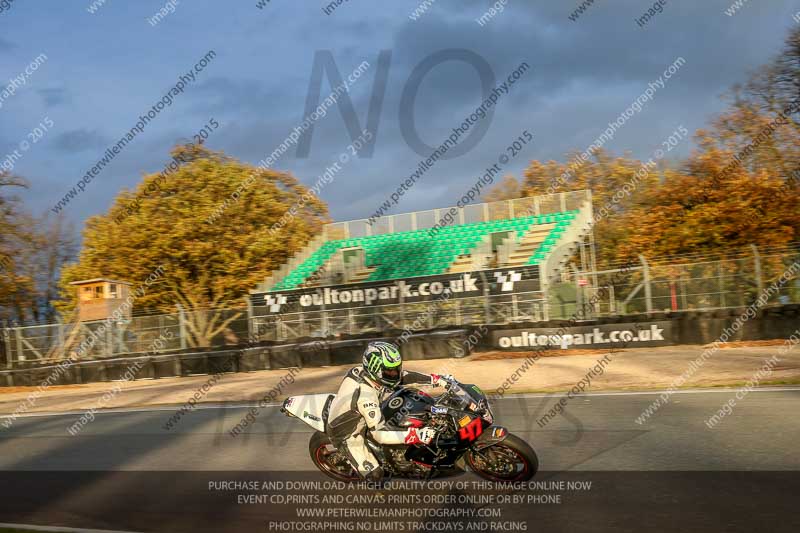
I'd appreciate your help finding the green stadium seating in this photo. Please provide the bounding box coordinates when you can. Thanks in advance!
[269,210,579,291]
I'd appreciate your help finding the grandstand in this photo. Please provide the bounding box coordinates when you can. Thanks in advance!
[248,190,594,340]
[268,210,578,291]
[255,189,594,302]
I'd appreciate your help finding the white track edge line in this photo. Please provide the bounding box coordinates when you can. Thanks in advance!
[1,386,798,420]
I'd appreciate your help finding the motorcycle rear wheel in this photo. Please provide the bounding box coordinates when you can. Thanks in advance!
[309,431,362,482]
[466,433,538,481]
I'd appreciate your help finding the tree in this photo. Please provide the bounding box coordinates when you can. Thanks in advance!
[520,149,662,265]
[518,141,798,266]
[744,25,800,123]
[30,214,77,322]
[709,26,800,183]
[612,142,799,261]
[57,145,330,347]
[520,148,659,212]
[0,173,37,324]
[638,26,800,260]
[483,175,522,202]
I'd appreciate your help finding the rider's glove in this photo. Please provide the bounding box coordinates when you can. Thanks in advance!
[404,427,437,445]
[430,374,453,388]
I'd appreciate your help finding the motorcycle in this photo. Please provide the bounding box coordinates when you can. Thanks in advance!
[281,379,538,481]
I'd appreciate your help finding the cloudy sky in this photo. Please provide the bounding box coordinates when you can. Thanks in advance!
[0,0,797,229]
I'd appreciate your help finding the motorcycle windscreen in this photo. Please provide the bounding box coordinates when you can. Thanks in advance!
[283,393,333,432]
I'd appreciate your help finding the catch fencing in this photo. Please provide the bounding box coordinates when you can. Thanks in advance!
[0,244,798,369]
[0,307,248,369]
[553,244,799,318]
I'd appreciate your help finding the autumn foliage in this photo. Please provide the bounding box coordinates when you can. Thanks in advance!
[486,27,800,265]
[56,144,329,345]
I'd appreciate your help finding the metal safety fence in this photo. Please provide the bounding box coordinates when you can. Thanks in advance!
[0,307,249,369]
[549,245,800,319]
[251,291,548,342]
[1,245,798,369]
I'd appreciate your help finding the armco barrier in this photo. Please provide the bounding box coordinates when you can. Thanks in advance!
[476,304,800,351]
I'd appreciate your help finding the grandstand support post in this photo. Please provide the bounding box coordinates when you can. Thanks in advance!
[512,294,519,321]
[176,304,188,350]
[639,255,653,316]
[587,233,599,288]
[718,262,726,308]
[751,244,763,298]
[538,264,550,322]
[321,301,329,337]
[480,272,491,324]
[298,308,306,336]
[541,289,550,322]
[398,287,407,330]
[276,319,284,342]
[572,264,584,319]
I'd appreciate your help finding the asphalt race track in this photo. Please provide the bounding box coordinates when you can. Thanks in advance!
[0,389,798,532]
[2,388,798,471]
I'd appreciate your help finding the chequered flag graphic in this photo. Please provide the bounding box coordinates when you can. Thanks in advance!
[494,270,522,292]
[265,294,287,313]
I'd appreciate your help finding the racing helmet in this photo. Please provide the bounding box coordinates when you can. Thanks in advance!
[362,341,403,388]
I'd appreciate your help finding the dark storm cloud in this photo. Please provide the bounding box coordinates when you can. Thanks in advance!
[285,0,798,219]
[386,2,775,116]
[0,37,15,52]
[38,88,68,107]
[51,129,109,153]
[191,77,293,115]
[2,0,796,226]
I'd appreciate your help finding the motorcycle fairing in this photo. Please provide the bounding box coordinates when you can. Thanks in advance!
[282,393,334,432]
[472,424,509,450]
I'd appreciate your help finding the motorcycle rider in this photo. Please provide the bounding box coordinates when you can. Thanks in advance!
[325,341,453,481]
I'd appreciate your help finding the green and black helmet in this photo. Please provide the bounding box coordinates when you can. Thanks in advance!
[362,341,403,387]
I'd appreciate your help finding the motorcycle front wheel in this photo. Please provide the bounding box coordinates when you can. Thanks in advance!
[308,431,362,482]
[466,433,538,481]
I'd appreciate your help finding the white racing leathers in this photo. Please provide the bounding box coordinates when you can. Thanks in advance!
[326,367,431,479]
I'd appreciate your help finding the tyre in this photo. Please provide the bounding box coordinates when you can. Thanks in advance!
[466,433,538,481]
[308,431,361,482]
